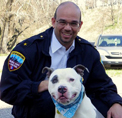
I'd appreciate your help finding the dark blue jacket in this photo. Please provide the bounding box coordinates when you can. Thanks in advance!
[0,27,122,118]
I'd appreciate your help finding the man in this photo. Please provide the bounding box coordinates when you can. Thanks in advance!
[0,1,122,118]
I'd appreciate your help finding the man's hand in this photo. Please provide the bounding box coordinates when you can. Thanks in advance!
[38,80,49,92]
[107,103,122,118]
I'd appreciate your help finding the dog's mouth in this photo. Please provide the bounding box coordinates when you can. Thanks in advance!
[52,94,68,100]
[59,95,68,100]
[57,95,69,104]
[56,93,77,104]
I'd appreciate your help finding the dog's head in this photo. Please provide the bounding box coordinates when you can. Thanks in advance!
[42,64,89,105]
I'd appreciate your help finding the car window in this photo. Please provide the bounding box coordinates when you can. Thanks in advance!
[98,36,122,47]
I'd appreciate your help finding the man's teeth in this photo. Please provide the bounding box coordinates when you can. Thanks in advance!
[64,33,70,36]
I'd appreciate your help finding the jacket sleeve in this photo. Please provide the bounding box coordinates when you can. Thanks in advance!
[85,47,122,107]
[0,44,41,106]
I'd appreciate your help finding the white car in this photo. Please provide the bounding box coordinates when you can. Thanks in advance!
[96,34,122,68]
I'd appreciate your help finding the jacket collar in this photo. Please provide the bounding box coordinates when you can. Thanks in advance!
[41,27,92,56]
[41,27,53,56]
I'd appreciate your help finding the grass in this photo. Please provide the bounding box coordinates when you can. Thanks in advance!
[0,54,8,56]
[105,69,122,77]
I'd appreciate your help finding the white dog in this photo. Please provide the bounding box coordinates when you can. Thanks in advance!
[42,65,104,118]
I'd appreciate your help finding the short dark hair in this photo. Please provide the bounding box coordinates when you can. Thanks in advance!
[54,1,81,21]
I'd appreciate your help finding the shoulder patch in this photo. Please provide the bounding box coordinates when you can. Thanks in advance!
[8,51,25,71]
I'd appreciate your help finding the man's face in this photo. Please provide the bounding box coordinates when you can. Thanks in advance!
[52,3,83,50]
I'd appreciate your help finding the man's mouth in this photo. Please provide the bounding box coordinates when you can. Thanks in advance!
[62,32,72,38]
[63,33,71,36]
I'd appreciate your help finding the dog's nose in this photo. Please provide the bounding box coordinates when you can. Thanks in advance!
[58,86,67,94]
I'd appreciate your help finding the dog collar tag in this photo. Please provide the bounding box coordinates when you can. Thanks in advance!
[57,110,60,114]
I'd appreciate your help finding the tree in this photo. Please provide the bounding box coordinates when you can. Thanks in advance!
[0,0,40,53]
[0,0,82,54]
[0,0,14,53]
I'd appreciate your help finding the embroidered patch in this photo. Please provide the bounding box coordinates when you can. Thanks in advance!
[8,51,25,71]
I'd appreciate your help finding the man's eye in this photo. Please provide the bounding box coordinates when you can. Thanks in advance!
[51,75,58,84]
[59,21,66,24]
[71,22,78,26]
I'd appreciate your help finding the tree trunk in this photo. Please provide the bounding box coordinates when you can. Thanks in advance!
[0,0,14,53]
[1,21,9,53]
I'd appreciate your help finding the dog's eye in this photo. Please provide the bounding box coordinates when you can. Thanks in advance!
[69,78,74,82]
[51,75,58,84]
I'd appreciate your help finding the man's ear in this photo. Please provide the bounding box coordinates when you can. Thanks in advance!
[73,64,89,77]
[77,21,83,32]
[42,67,54,78]
[51,17,56,28]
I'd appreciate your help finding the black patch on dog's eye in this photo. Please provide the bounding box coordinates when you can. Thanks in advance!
[69,78,74,82]
[51,75,58,84]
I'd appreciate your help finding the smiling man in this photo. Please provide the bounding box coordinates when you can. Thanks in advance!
[0,1,122,118]
[52,2,83,50]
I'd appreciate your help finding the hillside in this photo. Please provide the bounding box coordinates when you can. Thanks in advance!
[78,7,122,43]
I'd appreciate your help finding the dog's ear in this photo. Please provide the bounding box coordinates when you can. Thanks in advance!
[73,64,89,77]
[42,67,54,78]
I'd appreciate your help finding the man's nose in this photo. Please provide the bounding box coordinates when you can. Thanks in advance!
[64,23,72,29]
